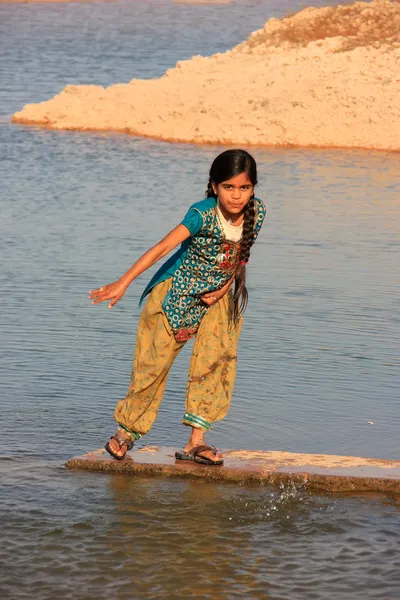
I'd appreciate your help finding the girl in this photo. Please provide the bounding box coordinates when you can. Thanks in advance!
[89,149,266,465]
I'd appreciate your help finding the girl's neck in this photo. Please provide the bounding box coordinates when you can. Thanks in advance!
[217,201,244,227]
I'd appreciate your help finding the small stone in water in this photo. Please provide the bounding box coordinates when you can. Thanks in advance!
[368,421,374,425]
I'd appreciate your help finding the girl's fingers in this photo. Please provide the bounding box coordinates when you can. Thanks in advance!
[202,293,219,300]
[91,297,107,305]
[90,292,108,300]
[89,284,114,297]
[108,295,122,309]
[89,286,117,301]
[202,296,217,306]
[92,294,117,306]
[91,291,116,304]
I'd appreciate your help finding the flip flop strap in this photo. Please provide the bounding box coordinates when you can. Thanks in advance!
[111,433,134,450]
[192,444,218,457]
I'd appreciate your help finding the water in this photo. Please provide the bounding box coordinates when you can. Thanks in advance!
[0,1,399,598]
[1,464,399,599]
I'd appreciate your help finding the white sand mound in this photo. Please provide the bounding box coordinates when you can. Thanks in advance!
[12,0,400,151]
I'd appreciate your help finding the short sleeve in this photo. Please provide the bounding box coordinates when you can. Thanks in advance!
[253,199,266,243]
[181,208,203,236]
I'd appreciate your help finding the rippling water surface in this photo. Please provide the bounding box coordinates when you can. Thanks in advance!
[0,1,399,598]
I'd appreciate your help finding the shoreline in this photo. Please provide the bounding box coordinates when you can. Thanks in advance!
[11,119,400,154]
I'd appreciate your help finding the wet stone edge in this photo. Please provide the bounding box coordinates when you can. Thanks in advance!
[65,458,400,495]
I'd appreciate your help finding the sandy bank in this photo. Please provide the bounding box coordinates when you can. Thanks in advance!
[12,0,400,151]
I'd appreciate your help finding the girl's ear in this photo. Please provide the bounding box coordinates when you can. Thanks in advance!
[212,182,218,196]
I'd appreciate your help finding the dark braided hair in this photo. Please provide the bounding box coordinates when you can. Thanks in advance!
[206,149,258,323]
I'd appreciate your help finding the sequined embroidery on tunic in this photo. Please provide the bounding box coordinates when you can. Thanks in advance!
[161,198,266,341]
[216,240,241,272]
[214,207,242,272]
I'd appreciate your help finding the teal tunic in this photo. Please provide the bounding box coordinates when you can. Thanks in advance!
[140,197,266,341]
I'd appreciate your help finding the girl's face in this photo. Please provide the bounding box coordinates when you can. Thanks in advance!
[212,172,254,217]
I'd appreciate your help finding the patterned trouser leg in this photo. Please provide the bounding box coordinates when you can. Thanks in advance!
[114,279,242,438]
[114,279,182,438]
[183,291,242,432]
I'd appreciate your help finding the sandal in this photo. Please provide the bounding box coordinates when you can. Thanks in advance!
[175,444,223,466]
[105,430,134,460]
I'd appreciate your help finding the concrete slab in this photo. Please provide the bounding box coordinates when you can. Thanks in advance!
[66,446,400,495]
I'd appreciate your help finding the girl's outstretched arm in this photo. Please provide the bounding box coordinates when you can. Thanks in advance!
[89,224,191,308]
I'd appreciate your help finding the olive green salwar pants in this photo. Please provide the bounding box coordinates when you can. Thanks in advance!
[114,278,242,438]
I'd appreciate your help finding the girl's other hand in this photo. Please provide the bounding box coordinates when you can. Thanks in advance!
[89,280,128,309]
[201,289,223,306]
[201,275,234,307]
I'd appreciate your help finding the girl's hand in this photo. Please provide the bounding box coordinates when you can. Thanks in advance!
[201,288,225,307]
[201,274,234,306]
[89,280,128,309]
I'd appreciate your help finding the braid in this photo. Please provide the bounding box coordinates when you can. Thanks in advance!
[232,196,256,323]
[206,177,216,198]
[240,197,256,263]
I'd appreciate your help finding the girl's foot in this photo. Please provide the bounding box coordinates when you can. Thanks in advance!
[182,428,223,465]
[177,443,223,465]
[105,429,134,460]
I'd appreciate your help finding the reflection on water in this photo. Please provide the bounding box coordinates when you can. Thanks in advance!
[1,0,400,598]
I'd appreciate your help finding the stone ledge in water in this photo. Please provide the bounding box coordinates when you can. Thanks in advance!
[65,446,400,495]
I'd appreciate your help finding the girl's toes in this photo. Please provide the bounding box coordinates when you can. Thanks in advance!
[109,438,123,457]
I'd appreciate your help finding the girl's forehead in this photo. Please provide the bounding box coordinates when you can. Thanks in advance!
[220,172,253,186]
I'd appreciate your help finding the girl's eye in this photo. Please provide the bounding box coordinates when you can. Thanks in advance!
[222,185,251,190]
